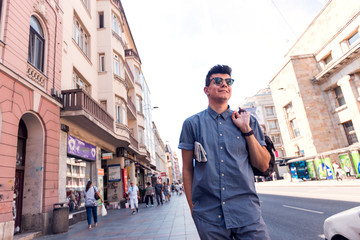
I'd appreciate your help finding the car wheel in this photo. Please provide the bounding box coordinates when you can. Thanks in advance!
[332,235,349,240]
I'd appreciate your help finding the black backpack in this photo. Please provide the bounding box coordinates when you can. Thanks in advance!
[252,135,276,177]
[238,108,276,177]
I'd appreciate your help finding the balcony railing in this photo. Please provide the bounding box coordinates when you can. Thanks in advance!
[27,63,48,88]
[62,89,114,130]
[125,49,141,63]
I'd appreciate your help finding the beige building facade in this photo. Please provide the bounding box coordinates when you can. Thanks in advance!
[58,0,159,220]
[269,0,360,180]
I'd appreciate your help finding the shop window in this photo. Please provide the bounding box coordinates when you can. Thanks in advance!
[343,121,358,145]
[348,31,359,46]
[66,158,88,208]
[28,16,45,72]
[334,86,346,107]
[73,17,89,57]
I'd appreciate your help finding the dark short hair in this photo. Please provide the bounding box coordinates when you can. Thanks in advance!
[205,64,232,87]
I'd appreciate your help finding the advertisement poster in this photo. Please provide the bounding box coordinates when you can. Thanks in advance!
[350,151,360,176]
[314,159,326,179]
[98,169,104,205]
[67,135,96,161]
[289,163,298,179]
[306,161,316,179]
[323,157,334,180]
[108,164,121,182]
[339,154,355,175]
[122,168,128,198]
[295,161,309,179]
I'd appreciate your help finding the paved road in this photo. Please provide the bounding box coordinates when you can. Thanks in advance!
[36,194,199,240]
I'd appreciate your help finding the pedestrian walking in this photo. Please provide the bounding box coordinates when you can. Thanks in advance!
[171,183,175,196]
[179,65,271,239]
[145,182,154,207]
[154,179,163,206]
[127,181,140,215]
[163,182,169,202]
[344,165,351,178]
[84,181,103,229]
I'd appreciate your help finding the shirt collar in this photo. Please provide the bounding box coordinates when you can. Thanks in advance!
[207,105,232,120]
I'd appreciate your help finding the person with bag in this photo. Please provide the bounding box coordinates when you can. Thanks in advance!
[84,180,103,229]
[179,65,271,240]
[154,180,163,206]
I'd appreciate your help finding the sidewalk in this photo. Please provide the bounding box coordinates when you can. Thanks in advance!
[255,178,360,187]
[36,194,199,240]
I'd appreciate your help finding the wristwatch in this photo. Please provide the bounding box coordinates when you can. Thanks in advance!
[242,130,254,137]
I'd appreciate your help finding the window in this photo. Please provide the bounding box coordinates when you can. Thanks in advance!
[99,53,105,72]
[138,128,145,145]
[73,18,89,57]
[72,71,90,93]
[284,102,301,139]
[115,97,127,125]
[271,134,282,144]
[135,68,140,83]
[112,13,121,36]
[334,86,346,107]
[324,54,333,65]
[343,121,358,145]
[136,95,142,113]
[290,118,300,138]
[100,100,107,110]
[268,120,278,130]
[82,0,89,10]
[113,53,119,75]
[348,31,359,46]
[28,16,44,72]
[99,12,104,28]
[265,106,275,116]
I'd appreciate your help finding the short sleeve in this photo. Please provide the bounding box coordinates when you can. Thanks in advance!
[178,118,196,151]
[250,115,266,146]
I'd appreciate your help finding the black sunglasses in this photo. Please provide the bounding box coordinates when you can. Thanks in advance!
[211,77,234,86]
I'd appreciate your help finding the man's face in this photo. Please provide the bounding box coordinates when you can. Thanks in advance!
[204,73,232,103]
[130,182,134,187]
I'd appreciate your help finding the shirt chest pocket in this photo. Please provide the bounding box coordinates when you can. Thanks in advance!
[227,134,247,156]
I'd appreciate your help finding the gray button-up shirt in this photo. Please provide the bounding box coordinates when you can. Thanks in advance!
[179,106,266,229]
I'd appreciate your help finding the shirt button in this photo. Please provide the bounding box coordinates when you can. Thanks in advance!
[222,187,225,190]
[223,202,226,205]
[219,122,222,125]
[220,133,223,136]
[218,215,221,218]
[221,160,224,163]
[237,136,240,139]
[221,173,224,177]
[220,147,223,150]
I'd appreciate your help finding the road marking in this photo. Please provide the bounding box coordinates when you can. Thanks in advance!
[282,205,324,214]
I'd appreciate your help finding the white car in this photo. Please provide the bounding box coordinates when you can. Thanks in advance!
[324,206,360,240]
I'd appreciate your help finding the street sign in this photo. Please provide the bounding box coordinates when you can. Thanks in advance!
[161,172,166,177]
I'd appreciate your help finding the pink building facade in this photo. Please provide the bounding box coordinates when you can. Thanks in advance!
[0,0,63,238]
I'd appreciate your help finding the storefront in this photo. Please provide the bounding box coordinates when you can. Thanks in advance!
[66,134,97,210]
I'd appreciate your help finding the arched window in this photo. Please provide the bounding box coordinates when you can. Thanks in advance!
[28,16,45,72]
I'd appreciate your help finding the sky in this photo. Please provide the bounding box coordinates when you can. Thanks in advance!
[121,0,329,166]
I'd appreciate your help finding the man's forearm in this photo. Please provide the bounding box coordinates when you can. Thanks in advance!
[183,168,193,212]
[246,135,270,172]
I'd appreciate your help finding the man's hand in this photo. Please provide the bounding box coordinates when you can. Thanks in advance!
[232,110,251,133]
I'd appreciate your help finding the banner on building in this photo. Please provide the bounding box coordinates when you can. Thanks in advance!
[102,153,113,160]
[67,135,96,161]
[161,172,166,177]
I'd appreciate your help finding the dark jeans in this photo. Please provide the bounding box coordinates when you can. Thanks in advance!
[155,193,163,205]
[145,195,154,205]
[86,206,98,225]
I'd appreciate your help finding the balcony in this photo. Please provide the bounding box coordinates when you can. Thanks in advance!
[62,89,114,130]
[125,49,141,63]
[27,62,48,89]
[130,134,138,150]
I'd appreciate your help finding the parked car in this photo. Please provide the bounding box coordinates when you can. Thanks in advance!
[323,206,360,240]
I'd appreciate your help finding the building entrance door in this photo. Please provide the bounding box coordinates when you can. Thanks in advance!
[14,169,24,233]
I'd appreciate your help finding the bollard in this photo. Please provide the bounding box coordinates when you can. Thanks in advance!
[52,202,69,234]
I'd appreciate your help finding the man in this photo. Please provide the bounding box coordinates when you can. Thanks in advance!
[154,180,163,206]
[144,182,154,207]
[127,181,139,215]
[179,65,271,239]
